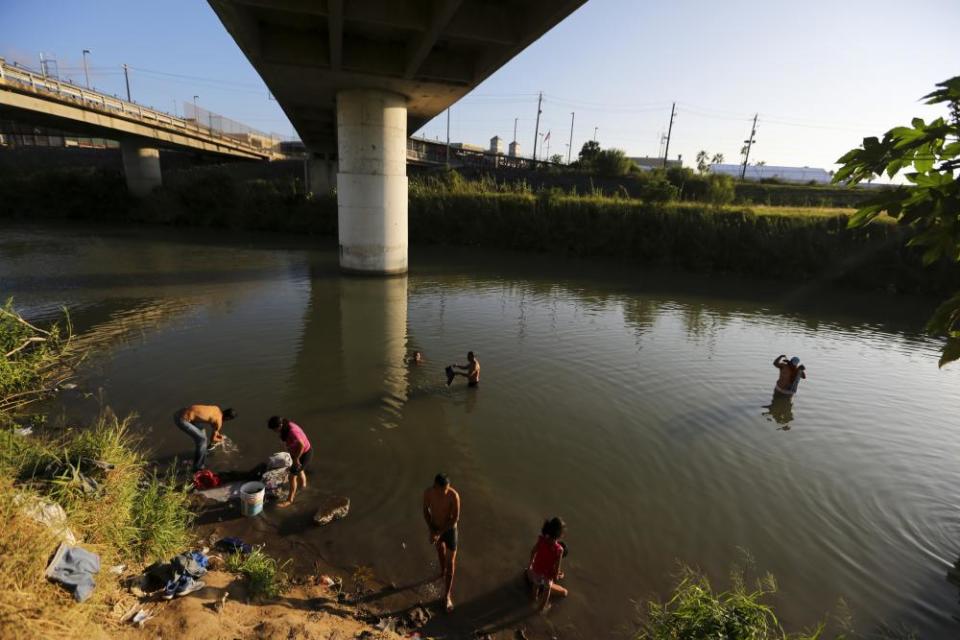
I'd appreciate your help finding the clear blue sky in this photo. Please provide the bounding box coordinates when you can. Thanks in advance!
[2,0,958,171]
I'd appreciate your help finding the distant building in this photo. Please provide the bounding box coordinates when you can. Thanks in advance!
[451,141,486,153]
[508,141,521,157]
[709,163,832,184]
[490,136,503,154]
[630,156,682,170]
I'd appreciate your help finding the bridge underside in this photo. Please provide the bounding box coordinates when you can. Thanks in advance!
[210,0,585,273]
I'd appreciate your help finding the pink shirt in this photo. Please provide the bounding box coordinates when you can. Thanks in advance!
[531,535,563,580]
[284,421,311,454]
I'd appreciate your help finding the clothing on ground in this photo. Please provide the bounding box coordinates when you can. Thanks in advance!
[215,537,252,555]
[46,542,101,602]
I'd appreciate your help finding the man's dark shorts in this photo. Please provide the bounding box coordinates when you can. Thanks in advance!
[438,526,458,551]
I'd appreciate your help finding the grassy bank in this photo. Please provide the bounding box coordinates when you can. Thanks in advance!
[2,167,953,296]
[0,305,193,639]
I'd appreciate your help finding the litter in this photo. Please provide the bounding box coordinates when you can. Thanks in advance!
[13,426,33,437]
[46,542,101,602]
[132,609,154,627]
[59,382,78,390]
[110,564,126,575]
[376,617,398,632]
[15,495,77,544]
[319,575,335,587]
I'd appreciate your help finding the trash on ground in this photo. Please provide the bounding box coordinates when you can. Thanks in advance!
[109,564,126,575]
[46,542,101,602]
[132,608,155,627]
[319,575,336,588]
[59,382,78,390]
[15,494,77,544]
[376,617,398,632]
[13,426,33,436]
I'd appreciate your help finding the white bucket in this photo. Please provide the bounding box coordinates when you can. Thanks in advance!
[239,481,265,517]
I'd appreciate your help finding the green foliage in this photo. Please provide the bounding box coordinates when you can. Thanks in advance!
[549,153,564,164]
[834,76,960,365]
[132,469,194,561]
[579,140,601,163]
[706,174,736,206]
[638,566,825,640]
[226,547,290,600]
[0,302,68,409]
[594,148,634,176]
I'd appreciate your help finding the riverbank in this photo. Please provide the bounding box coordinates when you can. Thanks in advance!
[1,166,954,297]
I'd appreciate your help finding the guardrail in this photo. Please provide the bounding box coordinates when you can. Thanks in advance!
[0,58,277,159]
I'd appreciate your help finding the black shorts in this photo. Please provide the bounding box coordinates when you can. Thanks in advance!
[292,448,313,474]
[467,380,479,388]
[438,527,458,551]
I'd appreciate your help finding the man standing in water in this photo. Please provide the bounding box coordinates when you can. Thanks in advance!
[449,351,480,387]
[423,473,460,612]
[773,355,806,396]
[173,404,237,471]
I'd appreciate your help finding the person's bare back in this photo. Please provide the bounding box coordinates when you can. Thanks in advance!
[178,404,225,442]
[423,485,460,535]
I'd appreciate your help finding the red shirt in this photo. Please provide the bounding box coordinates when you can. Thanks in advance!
[531,535,563,580]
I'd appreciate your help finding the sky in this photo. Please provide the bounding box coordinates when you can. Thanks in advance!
[2,0,959,171]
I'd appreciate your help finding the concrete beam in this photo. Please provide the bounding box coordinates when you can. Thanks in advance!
[328,0,344,71]
[404,0,463,79]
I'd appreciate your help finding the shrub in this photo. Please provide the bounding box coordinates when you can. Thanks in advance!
[226,547,290,600]
[594,148,634,176]
[706,174,736,206]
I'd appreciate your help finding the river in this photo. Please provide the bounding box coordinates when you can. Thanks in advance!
[3,223,959,638]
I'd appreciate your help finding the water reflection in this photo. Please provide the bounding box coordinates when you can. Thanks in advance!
[761,393,796,430]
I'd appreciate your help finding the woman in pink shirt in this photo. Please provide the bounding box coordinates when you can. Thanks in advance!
[526,516,569,610]
[267,415,312,507]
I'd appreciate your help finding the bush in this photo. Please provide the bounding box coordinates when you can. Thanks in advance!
[226,547,290,599]
[706,174,736,206]
[594,148,634,176]
[638,566,824,640]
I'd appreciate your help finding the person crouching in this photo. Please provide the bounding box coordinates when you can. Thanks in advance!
[526,517,569,611]
[267,416,312,508]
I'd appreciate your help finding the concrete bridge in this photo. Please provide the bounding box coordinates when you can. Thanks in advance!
[0,58,279,196]
[209,0,586,274]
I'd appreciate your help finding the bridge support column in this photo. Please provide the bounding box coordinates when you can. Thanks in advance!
[306,152,337,195]
[336,89,408,274]
[120,139,162,197]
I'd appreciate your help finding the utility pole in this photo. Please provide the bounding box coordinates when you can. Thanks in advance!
[531,92,542,161]
[122,64,131,102]
[740,113,758,180]
[567,111,575,164]
[593,126,598,142]
[513,117,518,143]
[662,102,676,169]
[81,49,91,88]
[445,107,451,168]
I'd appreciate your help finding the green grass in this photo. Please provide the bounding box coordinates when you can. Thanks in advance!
[0,300,194,638]
[225,547,291,600]
[639,566,826,640]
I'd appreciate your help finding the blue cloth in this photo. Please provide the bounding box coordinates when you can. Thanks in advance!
[174,415,208,470]
[163,551,208,598]
[216,537,252,555]
[47,544,101,602]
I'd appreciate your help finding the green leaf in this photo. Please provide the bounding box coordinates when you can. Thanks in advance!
[938,337,960,368]
[927,292,960,334]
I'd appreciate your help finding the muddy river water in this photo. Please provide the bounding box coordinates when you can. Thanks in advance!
[3,224,959,638]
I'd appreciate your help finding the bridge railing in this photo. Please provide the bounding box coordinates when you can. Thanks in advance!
[0,58,276,158]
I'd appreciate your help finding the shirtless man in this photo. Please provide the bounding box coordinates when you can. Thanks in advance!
[773,355,806,396]
[174,404,237,471]
[422,473,461,612]
[451,351,480,387]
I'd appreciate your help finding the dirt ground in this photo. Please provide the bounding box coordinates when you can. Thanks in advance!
[119,570,407,640]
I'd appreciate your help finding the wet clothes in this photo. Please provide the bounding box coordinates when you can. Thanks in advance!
[174,413,208,470]
[530,535,563,582]
[438,526,458,551]
[291,448,313,474]
[46,543,101,602]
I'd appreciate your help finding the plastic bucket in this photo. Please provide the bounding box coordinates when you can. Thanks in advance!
[239,481,265,517]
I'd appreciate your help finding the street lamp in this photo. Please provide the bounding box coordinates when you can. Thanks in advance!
[81,49,91,88]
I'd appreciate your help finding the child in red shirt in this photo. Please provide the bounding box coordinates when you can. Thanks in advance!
[526,517,569,610]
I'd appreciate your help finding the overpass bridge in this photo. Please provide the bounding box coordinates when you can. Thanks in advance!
[210,0,586,274]
[0,58,280,195]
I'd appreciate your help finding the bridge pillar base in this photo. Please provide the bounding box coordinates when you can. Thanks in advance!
[120,140,162,197]
[336,89,408,275]
[306,153,337,195]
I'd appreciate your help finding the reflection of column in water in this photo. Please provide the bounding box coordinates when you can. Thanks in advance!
[338,275,409,427]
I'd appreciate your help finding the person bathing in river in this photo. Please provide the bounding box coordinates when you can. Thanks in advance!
[267,416,312,508]
[174,404,236,471]
[526,517,569,611]
[447,351,480,387]
[408,351,424,366]
[773,355,806,396]
[423,473,460,612]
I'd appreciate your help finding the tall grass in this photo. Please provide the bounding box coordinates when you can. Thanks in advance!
[225,547,290,600]
[639,566,825,640]
[0,302,194,638]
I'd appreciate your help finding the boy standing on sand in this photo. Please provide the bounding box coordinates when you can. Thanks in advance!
[423,473,460,612]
